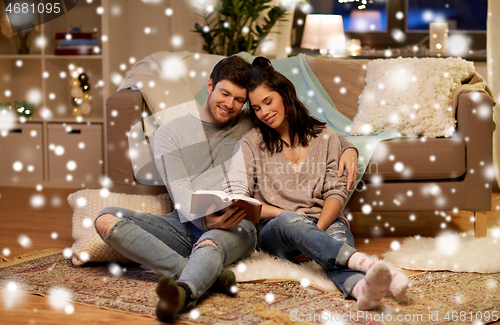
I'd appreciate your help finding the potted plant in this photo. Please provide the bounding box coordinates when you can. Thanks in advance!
[193,0,302,56]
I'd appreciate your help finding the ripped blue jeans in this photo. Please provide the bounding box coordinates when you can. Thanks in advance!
[96,207,256,304]
[257,212,365,297]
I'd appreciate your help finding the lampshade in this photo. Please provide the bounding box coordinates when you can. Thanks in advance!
[301,14,346,55]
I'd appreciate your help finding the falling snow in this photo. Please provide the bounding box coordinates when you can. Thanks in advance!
[48,287,73,310]
[237,262,247,273]
[361,204,372,215]
[100,188,110,198]
[436,232,460,255]
[300,278,310,288]
[108,263,124,277]
[7,282,17,292]
[190,309,200,320]
[82,218,93,228]
[265,292,275,303]
[63,248,73,259]
[79,252,90,262]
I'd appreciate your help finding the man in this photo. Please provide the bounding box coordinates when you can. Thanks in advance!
[95,55,358,321]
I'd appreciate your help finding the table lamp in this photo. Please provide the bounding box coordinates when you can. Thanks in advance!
[301,14,346,56]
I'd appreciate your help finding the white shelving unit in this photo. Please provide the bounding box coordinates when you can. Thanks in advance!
[0,0,110,188]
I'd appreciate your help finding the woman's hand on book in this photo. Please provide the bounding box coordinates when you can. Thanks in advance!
[205,203,246,230]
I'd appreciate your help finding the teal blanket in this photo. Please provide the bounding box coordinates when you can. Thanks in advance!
[196,52,399,204]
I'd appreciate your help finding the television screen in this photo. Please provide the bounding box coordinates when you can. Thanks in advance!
[407,0,487,32]
[331,0,387,32]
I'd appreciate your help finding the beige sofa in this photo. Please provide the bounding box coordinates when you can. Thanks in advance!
[105,55,494,237]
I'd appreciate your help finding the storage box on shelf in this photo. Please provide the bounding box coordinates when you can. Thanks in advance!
[0,123,43,184]
[47,123,103,186]
[0,0,109,188]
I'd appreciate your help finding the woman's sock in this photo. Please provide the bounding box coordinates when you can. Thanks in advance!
[347,252,409,300]
[389,270,409,300]
[350,262,392,310]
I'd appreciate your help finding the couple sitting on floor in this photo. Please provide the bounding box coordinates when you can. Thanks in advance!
[94,55,409,321]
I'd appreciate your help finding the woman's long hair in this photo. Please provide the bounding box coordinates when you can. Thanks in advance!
[248,57,326,154]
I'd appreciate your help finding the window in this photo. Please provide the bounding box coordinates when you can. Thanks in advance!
[332,0,387,32]
[407,0,487,32]
[295,0,486,51]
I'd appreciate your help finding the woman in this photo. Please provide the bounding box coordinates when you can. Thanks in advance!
[223,57,408,310]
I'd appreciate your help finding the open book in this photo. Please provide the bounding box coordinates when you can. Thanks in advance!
[190,190,262,224]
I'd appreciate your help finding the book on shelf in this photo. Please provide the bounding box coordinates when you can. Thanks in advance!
[55,32,97,40]
[54,31,99,55]
[190,190,262,224]
[56,39,99,46]
[54,48,94,55]
[57,45,96,50]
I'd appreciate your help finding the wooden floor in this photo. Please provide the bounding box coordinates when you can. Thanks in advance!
[1,187,499,325]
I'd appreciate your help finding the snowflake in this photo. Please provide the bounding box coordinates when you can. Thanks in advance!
[82,218,93,228]
[361,204,372,214]
[100,188,110,198]
[12,161,23,172]
[300,278,310,288]
[391,28,405,42]
[436,232,460,255]
[394,162,404,172]
[190,309,200,320]
[237,262,246,273]
[7,282,17,292]
[48,287,73,310]
[30,195,45,208]
[80,252,89,262]
[66,161,77,171]
[63,248,73,258]
[108,263,124,276]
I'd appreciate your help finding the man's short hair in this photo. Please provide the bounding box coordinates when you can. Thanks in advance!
[210,55,251,90]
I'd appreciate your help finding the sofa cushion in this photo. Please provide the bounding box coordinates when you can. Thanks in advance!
[68,189,173,265]
[305,55,369,121]
[361,138,466,181]
[349,57,475,138]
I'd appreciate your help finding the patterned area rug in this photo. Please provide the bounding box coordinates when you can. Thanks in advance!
[1,250,499,325]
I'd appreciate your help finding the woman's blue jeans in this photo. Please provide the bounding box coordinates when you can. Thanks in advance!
[257,212,365,297]
[95,207,256,304]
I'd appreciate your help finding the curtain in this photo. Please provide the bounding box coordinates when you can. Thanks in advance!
[487,0,500,188]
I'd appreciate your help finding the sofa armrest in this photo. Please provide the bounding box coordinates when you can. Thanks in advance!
[455,90,494,210]
[106,89,167,195]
